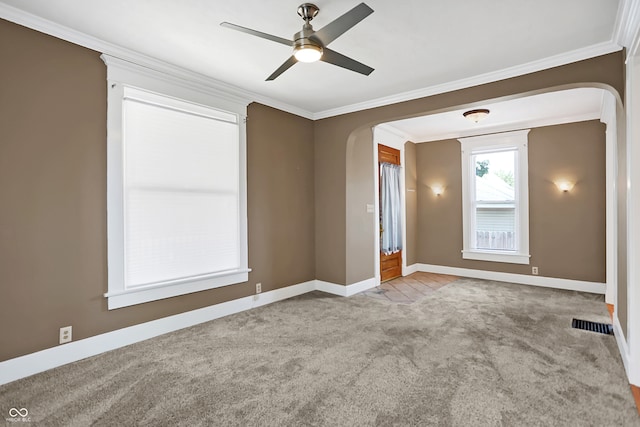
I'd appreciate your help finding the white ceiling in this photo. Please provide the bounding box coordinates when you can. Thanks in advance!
[0,0,623,120]
[383,87,606,143]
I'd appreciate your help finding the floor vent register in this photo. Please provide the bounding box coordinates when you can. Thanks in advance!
[571,318,614,335]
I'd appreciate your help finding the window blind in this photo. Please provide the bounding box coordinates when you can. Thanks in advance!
[123,97,240,288]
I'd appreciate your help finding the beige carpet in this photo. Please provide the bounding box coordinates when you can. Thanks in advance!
[1,278,638,426]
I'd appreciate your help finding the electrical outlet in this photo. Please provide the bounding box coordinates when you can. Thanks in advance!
[256,283,262,294]
[59,326,72,344]
[532,266,539,275]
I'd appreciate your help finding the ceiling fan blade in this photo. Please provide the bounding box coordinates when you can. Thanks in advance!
[310,3,373,46]
[266,56,298,81]
[321,48,373,76]
[220,22,293,47]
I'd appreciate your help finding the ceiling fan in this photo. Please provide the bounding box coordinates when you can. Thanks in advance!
[221,3,374,81]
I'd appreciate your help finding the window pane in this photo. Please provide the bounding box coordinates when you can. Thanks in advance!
[473,149,516,250]
[475,207,516,250]
[474,150,515,202]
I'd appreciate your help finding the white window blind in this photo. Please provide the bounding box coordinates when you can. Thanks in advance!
[123,94,240,288]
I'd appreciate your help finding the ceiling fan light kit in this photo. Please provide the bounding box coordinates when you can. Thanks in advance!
[293,6,323,63]
[221,2,374,80]
[294,43,323,62]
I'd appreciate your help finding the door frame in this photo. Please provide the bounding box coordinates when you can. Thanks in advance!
[373,125,409,286]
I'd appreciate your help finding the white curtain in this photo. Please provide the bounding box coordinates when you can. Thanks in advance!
[380,162,402,255]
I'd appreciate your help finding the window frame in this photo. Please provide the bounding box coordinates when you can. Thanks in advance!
[103,55,250,310]
[458,129,531,265]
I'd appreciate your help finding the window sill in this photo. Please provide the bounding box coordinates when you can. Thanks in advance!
[105,269,250,310]
[462,250,530,265]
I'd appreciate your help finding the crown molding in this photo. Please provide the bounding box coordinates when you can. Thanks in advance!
[0,3,315,120]
[613,0,640,59]
[312,41,621,120]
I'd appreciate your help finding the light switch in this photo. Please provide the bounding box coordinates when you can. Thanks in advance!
[366,204,374,213]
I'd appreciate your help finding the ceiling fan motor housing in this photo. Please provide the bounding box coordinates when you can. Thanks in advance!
[297,3,319,22]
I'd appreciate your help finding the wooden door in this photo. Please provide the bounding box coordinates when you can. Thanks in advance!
[378,144,402,282]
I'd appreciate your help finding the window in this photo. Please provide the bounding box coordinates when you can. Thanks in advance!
[103,55,249,309]
[459,130,530,264]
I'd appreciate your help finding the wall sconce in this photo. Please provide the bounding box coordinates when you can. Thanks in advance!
[432,185,444,196]
[555,180,574,192]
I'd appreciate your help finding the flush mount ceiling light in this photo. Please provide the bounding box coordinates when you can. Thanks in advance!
[463,109,490,123]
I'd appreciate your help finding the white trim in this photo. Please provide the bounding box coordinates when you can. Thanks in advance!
[0,3,314,119]
[614,0,640,60]
[404,263,419,276]
[601,91,618,306]
[372,127,409,283]
[416,263,606,294]
[613,314,632,383]
[461,250,530,265]
[314,42,622,119]
[459,130,531,265]
[375,124,413,142]
[104,57,252,309]
[625,50,640,390]
[0,281,315,386]
[314,278,377,297]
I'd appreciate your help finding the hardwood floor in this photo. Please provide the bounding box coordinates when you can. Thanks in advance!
[632,385,640,416]
[362,272,458,304]
[607,303,614,320]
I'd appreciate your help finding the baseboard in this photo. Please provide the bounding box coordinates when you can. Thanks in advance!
[314,277,377,297]
[0,280,315,386]
[404,263,419,276]
[613,314,631,382]
[416,264,605,294]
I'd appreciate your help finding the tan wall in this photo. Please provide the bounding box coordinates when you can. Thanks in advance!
[316,52,622,285]
[345,127,375,284]
[314,123,346,284]
[246,103,316,291]
[404,142,418,266]
[0,20,315,361]
[415,121,606,282]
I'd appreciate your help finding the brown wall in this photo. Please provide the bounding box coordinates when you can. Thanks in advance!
[415,121,606,282]
[404,142,418,266]
[316,52,622,285]
[0,19,315,361]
